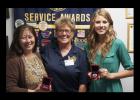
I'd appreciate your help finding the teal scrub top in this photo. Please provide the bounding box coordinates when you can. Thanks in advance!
[84,38,133,92]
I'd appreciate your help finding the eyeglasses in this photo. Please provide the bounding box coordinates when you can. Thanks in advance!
[57,29,71,34]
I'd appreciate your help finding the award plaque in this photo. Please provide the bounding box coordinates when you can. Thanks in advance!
[91,64,100,80]
[41,76,52,91]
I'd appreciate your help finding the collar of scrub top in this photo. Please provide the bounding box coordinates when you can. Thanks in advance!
[51,42,77,56]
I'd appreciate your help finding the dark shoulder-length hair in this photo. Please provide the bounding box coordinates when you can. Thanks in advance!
[7,24,37,58]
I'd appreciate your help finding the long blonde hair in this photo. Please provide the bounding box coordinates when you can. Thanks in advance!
[87,8,116,64]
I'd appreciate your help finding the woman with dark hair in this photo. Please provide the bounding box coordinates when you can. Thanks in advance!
[6,24,50,92]
[85,8,133,92]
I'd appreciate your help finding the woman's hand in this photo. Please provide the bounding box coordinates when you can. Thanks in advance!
[99,68,109,78]
[27,84,41,92]
[38,84,52,92]
[88,68,114,80]
[28,84,52,92]
[99,68,115,80]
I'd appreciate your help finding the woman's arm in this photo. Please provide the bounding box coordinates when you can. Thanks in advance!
[101,39,134,80]
[107,69,133,79]
[78,84,87,92]
[6,58,28,92]
[78,50,89,92]
[99,68,133,80]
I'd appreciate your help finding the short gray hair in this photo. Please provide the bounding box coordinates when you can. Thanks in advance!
[55,17,75,32]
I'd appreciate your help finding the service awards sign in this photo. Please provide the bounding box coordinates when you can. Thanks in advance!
[14,8,96,49]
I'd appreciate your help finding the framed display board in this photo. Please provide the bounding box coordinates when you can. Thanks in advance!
[127,23,134,53]
[125,8,133,19]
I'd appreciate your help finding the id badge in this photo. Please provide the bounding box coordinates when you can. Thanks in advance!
[64,59,74,66]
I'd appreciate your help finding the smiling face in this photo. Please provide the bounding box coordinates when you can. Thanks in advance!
[19,28,35,54]
[55,17,75,46]
[94,15,110,35]
[56,24,74,45]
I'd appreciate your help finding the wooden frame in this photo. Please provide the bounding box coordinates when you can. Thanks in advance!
[125,8,133,19]
[127,23,134,53]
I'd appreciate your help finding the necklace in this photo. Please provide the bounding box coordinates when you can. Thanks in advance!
[22,54,47,86]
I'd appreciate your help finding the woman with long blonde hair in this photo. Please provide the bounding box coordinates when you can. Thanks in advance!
[85,8,133,92]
